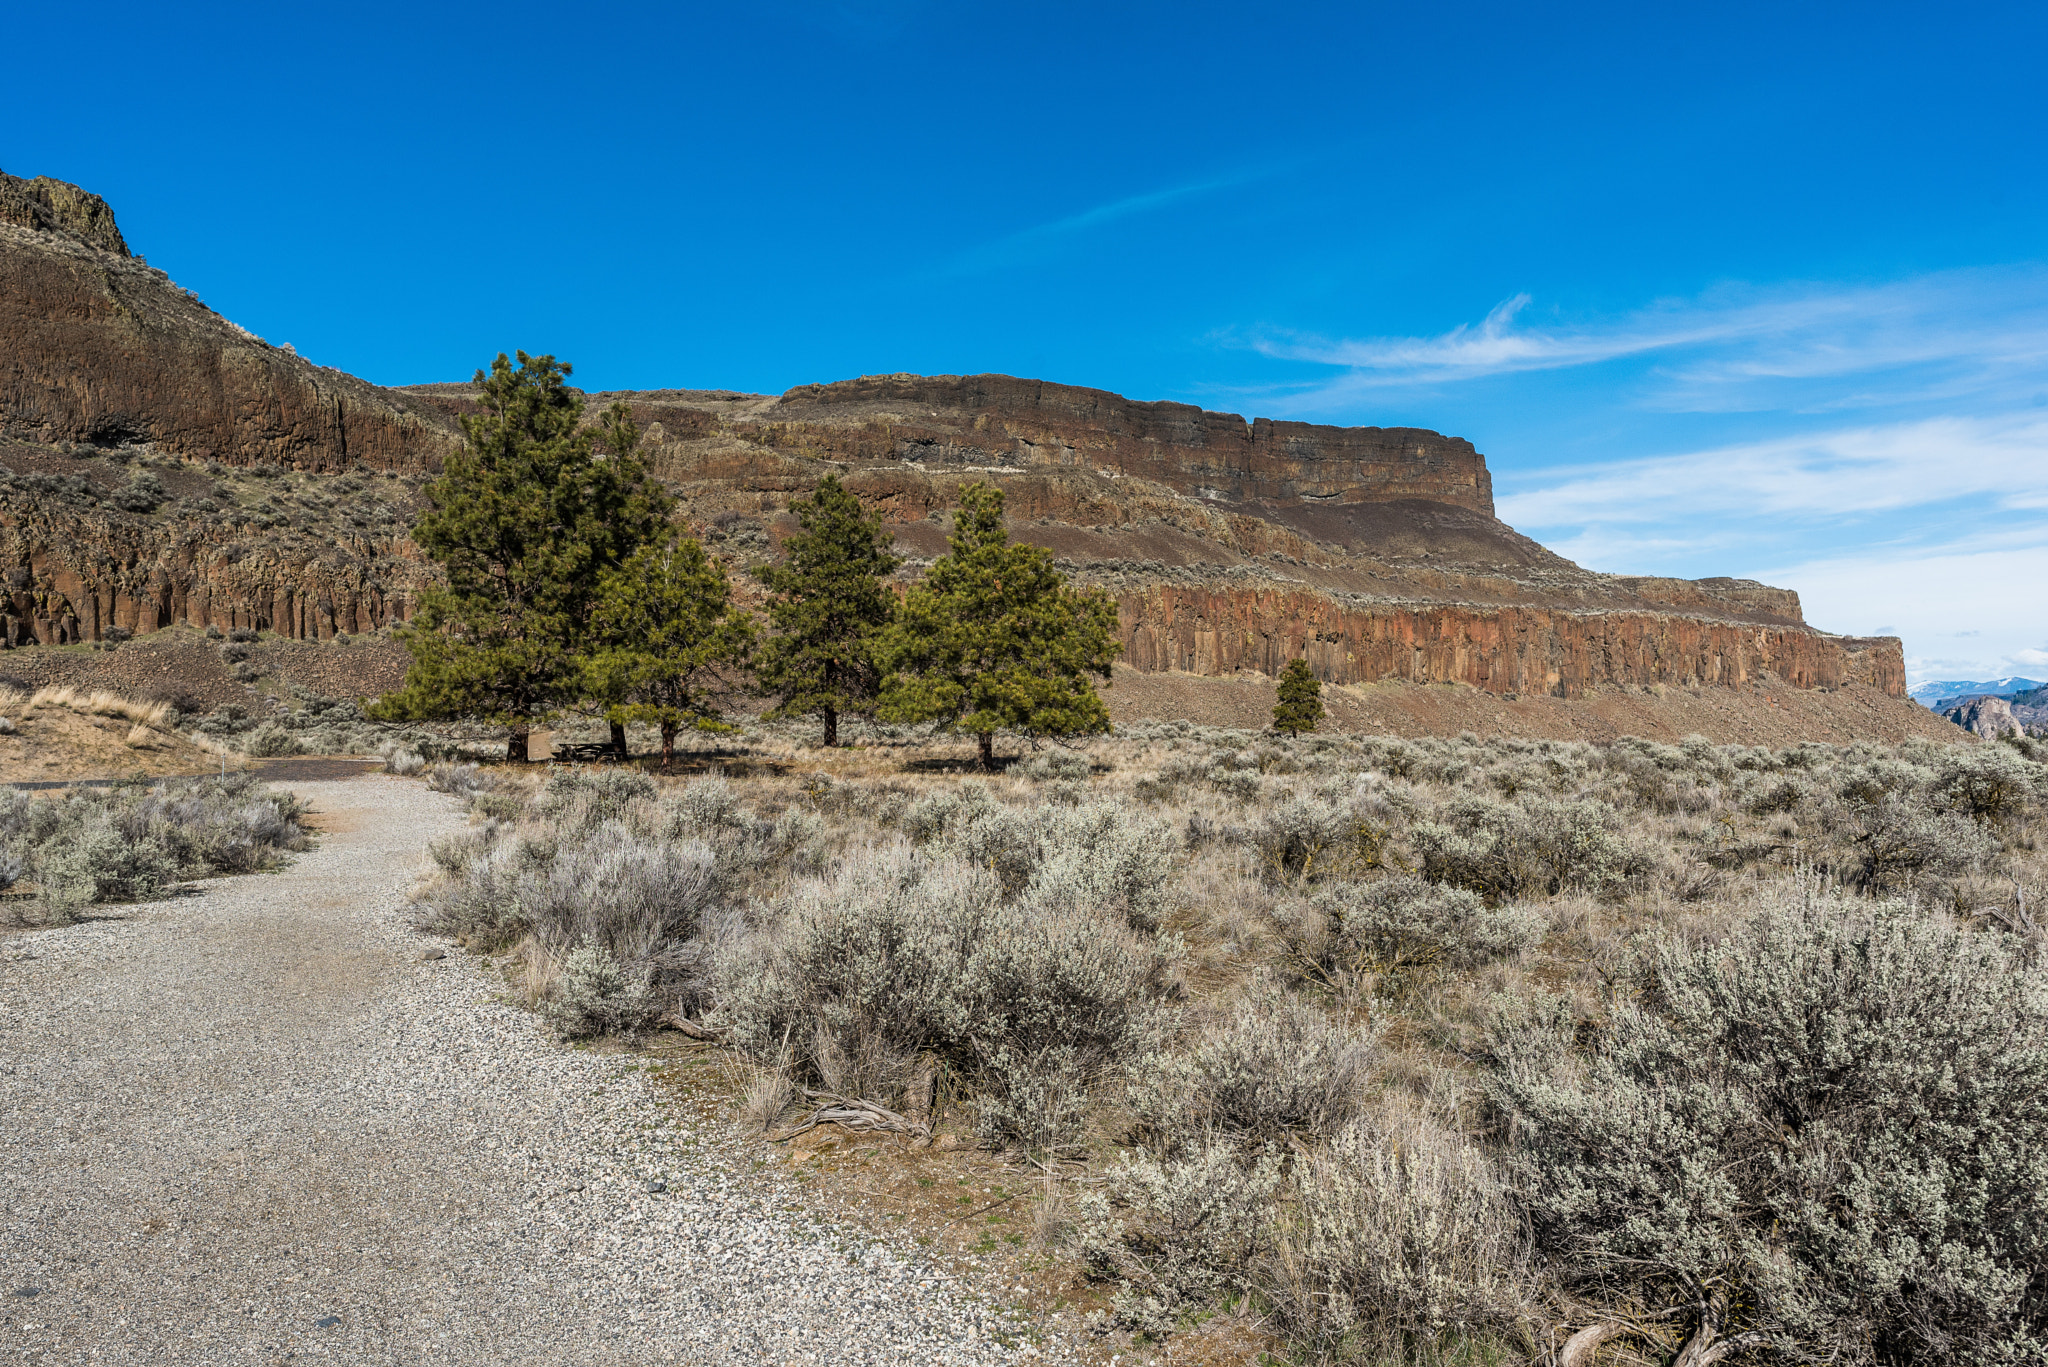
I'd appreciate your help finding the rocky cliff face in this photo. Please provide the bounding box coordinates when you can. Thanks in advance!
[0,170,451,472]
[0,170,1915,730]
[0,439,432,646]
[444,383,1902,703]
[1943,695,2025,739]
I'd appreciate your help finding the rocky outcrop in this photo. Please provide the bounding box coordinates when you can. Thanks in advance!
[1943,695,2023,739]
[760,372,1495,514]
[0,171,129,254]
[1109,581,1899,697]
[0,170,1919,725]
[0,171,454,472]
[0,442,432,647]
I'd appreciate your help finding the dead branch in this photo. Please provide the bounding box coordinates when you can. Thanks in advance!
[768,1089,931,1143]
[1558,1322,1625,1367]
[658,1012,728,1042]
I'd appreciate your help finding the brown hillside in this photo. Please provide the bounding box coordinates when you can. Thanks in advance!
[0,169,1950,743]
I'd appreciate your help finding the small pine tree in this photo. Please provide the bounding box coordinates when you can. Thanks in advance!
[877,482,1122,769]
[370,353,670,760]
[584,534,756,768]
[1273,657,1325,736]
[754,474,901,747]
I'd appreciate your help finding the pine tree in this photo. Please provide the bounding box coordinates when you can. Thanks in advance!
[370,353,670,760]
[1272,656,1326,736]
[584,534,756,768]
[877,482,1122,769]
[754,474,901,747]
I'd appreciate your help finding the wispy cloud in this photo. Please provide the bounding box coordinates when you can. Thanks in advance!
[1745,542,2048,684]
[1496,414,2048,527]
[1254,266,2048,413]
[932,166,1273,279]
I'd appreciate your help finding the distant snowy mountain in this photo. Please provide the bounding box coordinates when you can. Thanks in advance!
[1909,677,2044,709]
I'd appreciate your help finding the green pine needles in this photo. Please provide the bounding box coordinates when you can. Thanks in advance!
[587,535,756,767]
[378,363,1125,766]
[1273,657,1325,736]
[371,352,672,760]
[877,482,1122,769]
[754,474,901,747]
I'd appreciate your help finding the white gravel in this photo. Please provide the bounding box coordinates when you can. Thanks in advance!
[0,775,1058,1365]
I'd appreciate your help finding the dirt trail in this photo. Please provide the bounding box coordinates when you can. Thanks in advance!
[0,776,1032,1366]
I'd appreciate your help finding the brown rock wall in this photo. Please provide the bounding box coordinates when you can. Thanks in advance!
[1,497,428,647]
[765,373,1495,514]
[1109,582,1903,698]
[0,178,454,473]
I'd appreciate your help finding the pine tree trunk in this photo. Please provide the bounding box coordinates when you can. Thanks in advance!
[660,720,678,770]
[609,720,628,759]
[507,724,530,763]
[823,707,838,748]
[979,731,994,770]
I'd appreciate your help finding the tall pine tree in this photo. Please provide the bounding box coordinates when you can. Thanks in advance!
[877,482,1121,769]
[585,534,756,768]
[371,353,670,760]
[754,474,900,747]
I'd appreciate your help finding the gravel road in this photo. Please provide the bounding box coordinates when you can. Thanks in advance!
[0,776,1052,1365]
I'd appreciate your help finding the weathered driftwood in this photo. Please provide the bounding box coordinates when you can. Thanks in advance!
[658,1012,727,1042]
[1558,1291,1766,1367]
[1558,1322,1625,1367]
[770,1089,931,1143]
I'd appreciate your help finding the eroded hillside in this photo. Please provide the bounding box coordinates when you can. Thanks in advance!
[0,168,1939,742]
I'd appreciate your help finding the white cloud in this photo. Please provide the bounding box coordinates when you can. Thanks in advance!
[1748,543,2048,682]
[1254,266,2048,414]
[1495,415,2048,528]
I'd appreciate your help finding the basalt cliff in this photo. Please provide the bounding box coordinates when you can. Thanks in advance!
[0,170,1929,739]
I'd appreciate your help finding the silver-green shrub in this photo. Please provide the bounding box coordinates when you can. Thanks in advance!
[712,844,1166,1150]
[1017,747,1094,782]
[1133,989,1372,1150]
[1266,1109,1529,1361]
[1931,744,2046,824]
[1412,796,1653,900]
[1295,875,1545,982]
[1079,1141,1281,1335]
[1846,792,1992,891]
[542,942,659,1038]
[1488,887,2048,1364]
[0,776,306,922]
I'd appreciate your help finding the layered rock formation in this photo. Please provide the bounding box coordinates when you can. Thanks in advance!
[0,169,451,472]
[0,440,431,646]
[1,168,1919,736]
[408,381,1904,702]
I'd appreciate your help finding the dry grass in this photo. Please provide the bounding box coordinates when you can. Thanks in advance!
[405,718,2045,1367]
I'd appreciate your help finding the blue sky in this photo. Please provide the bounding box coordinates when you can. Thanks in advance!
[8,2,2045,683]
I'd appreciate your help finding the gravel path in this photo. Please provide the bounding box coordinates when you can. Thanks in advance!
[1,776,1052,1365]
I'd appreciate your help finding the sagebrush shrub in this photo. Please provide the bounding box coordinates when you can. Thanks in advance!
[542,942,660,1038]
[1412,796,1652,900]
[1018,747,1093,782]
[1248,795,1395,885]
[1847,792,1992,891]
[1294,875,1545,982]
[1488,887,2048,1364]
[240,724,301,757]
[713,845,1164,1150]
[1079,1141,1281,1335]
[0,775,305,920]
[1133,989,1372,1149]
[1931,744,2045,824]
[1267,1108,1529,1360]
